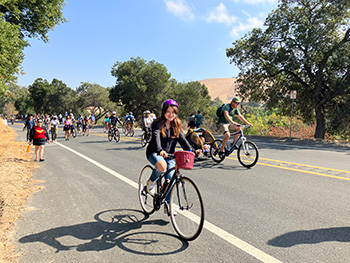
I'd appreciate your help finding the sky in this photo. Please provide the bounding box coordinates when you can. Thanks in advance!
[16,0,279,90]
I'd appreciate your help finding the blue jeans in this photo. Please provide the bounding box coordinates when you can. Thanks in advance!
[148,152,176,203]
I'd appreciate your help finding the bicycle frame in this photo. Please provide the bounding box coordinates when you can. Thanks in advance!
[152,166,182,211]
[227,125,250,155]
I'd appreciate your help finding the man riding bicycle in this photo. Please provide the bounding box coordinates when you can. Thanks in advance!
[218,97,252,158]
[124,112,135,131]
[109,111,122,129]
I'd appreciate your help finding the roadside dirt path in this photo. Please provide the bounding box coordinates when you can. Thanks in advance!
[0,121,41,263]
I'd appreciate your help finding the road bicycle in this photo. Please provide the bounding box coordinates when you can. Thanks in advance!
[210,125,259,168]
[140,129,151,147]
[122,122,134,137]
[108,126,120,143]
[138,151,204,241]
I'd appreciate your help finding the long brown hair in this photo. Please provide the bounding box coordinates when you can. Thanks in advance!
[155,105,183,138]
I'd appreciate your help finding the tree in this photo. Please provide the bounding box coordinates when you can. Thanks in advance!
[110,57,171,119]
[0,0,66,95]
[226,0,350,139]
[77,82,116,120]
[2,102,18,117]
[167,80,211,120]
[28,78,77,114]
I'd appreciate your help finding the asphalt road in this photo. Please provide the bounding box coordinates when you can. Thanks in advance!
[10,124,350,263]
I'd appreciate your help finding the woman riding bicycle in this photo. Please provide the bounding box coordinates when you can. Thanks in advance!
[145,99,201,214]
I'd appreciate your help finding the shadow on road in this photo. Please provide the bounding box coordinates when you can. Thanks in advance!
[267,227,350,247]
[19,209,188,255]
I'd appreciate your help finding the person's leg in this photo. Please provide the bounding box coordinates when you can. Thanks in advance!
[220,124,230,152]
[39,145,45,160]
[164,159,176,204]
[34,146,39,161]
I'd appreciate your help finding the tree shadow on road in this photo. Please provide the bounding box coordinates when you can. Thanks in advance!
[267,227,350,247]
[18,209,188,255]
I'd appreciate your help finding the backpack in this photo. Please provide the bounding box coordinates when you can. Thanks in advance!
[216,104,226,117]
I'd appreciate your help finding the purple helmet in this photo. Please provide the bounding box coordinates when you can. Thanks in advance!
[162,99,178,109]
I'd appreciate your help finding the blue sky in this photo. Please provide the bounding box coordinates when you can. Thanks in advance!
[16,0,278,89]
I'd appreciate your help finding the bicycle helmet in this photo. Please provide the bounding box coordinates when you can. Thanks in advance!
[129,112,133,115]
[162,99,178,109]
[112,111,116,114]
[145,110,151,114]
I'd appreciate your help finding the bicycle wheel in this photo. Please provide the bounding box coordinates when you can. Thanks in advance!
[108,130,113,141]
[141,132,147,147]
[122,124,126,135]
[237,140,259,168]
[210,139,226,163]
[115,129,120,143]
[169,176,204,241]
[72,128,77,138]
[86,127,89,136]
[138,165,156,214]
[130,128,134,137]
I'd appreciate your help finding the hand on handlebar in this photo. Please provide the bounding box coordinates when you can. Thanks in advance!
[159,150,168,158]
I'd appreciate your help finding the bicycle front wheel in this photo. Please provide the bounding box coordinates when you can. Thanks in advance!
[115,129,120,142]
[169,176,204,241]
[130,128,134,137]
[138,165,155,215]
[141,133,147,147]
[237,140,259,168]
[210,139,226,163]
[108,130,113,141]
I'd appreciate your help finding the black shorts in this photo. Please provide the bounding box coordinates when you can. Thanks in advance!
[33,138,46,146]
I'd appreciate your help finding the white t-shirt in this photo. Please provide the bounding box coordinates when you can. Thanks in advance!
[50,120,58,128]
[144,117,153,128]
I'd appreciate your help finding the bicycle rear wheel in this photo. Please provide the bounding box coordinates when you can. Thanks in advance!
[141,132,147,147]
[138,165,156,215]
[237,140,259,168]
[209,139,226,163]
[169,176,204,241]
[130,128,134,137]
[115,129,120,142]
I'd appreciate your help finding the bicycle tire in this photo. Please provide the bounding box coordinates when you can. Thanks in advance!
[169,176,204,241]
[237,140,259,168]
[138,165,156,215]
[115,129,120,143]
[130,129,134,137]
[210,139,226,163]
[108,130,113,141]
[141,132,147,147]
[72,128,77,138]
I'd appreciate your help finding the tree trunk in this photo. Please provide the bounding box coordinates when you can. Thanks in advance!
[314,104,325,139]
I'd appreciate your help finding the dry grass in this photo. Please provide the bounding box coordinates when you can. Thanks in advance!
[199,78,239,102]
[0,121,41,263]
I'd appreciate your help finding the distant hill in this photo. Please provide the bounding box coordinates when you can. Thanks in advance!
[199,78,240,103]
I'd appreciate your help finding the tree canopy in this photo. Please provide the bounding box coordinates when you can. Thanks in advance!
[0,0,66,95]
[110,57,171,119]
[226,0,350,139]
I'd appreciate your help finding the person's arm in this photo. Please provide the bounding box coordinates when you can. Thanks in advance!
[224,111,240,126]
[238,114,252,126]
[151,122,163,154]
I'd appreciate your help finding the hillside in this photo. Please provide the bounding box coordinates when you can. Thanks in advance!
[199,78,240,103]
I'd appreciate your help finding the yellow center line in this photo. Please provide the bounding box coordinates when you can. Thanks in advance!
[225,156,350,181]
[258,157,350,174]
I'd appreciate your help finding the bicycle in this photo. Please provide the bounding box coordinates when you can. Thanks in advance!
[209,125,259,168]
[70,124,77,138]
[140,129,151,147]
[108,126,120,143]
[123,122,134,137]
[83,124,89,136]
[138,151,204,241]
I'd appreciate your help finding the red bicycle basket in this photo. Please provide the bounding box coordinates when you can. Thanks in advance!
[174,151,195,170]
